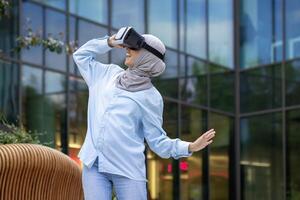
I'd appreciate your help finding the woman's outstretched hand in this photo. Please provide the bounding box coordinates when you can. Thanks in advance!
[188,129,216,153]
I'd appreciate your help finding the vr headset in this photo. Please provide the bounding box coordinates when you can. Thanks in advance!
[112,27,165,61]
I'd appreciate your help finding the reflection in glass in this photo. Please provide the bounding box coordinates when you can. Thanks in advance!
[22,65,44,140]
[44,71,66,150]
[0,61,19,122]
[240,113,283,200]
[161,49,178,79]
[153,78,178,99]
[21,2,43,65]
[209,113,231,200]
[69,77,88,165]
[148,0,177,48]
[45,71,66,93]
[45,9,66,71]
[286,60,300,106]
[286,0,300,60]
[209,0,233,68]
[112,0,144,33]
[69,0,107,24]
[69,16,77,75]
[22,65,43,94]
[78,20,108,63]
[186,0,206,58]
[180,57,207,106]
[240,64,282,113]
[31,0,66,10]
[181,105,206,200]
[210,66,235,113]
[147,101,177,200]
[240,0,282,68]
[287,109,300,200]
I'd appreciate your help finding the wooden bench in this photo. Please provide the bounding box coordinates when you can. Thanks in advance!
[0,144,83,200]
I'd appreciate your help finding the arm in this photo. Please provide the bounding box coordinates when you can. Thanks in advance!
[142,97,216,159]
[72,36,121,87]
[142,97,192,159]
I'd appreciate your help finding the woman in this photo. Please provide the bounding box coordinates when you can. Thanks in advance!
[72,28,216,200]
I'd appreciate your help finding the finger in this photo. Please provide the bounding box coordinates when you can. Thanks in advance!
[207,140,213,145]
[205,129,215,135]
[204,131,215,139]
[206,132,216,140]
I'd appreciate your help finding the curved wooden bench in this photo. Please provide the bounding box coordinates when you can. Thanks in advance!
[0,144,83,200]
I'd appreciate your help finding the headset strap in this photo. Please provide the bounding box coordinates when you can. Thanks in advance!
[142,43,165,61]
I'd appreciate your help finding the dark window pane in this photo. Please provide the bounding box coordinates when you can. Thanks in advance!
[186,0,206,58]
[240,64,282,113]
[209,113,232,200]
[148,0,177,48]
[153,78,178,99]
[287,109,300,200]
[0,61,19,122]
[181,105,207,200]
[44,71,66,149]
[147,101,177,200]
[112,0,145,33]
[0,6,17,58]
[240,0,282,68]
[31,0,66,10]
[286,0,300,60]
[69,77,88,165]
[22,65,44,139]
[78,20,108,63]
[210,65,235,113]
[180,76,207,106]
[69,0,108,24]
[21,2,43,65]
[209,0,233,68]
[240,113,283,200]
[286,60,300,106]
[45,9,66,71]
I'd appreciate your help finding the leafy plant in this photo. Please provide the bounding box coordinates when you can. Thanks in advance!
[0,119,52,146]
[15,28,78,54]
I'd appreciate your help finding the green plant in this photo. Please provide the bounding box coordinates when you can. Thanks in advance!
[0,120,52,146]
[0,0,10,19]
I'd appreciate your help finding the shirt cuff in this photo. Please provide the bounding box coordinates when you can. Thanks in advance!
[95,36,112,51]
[178,141,193,157]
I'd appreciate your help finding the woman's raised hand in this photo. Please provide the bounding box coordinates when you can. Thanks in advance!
[188,129,216,152]
[108,34,124,48]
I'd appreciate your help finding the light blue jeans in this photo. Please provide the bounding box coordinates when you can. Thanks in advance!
[82,158,147,200]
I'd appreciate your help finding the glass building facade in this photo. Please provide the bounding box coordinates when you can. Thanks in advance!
[0,0,300,199]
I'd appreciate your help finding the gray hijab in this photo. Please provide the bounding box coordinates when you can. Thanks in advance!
[115,34,166,92]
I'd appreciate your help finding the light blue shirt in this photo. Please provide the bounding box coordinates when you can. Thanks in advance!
[73,37,192,181]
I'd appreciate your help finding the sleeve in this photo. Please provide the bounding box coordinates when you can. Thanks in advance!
[142,96,193,159]
[72,36,123,87]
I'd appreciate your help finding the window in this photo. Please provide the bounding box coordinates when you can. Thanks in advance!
[148,0,177,48]
[70,0,108,24]
[240,0,282,68]
[240,113,283,200]
[112,0,145,33]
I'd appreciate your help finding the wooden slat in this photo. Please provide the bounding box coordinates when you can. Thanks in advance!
[0,144,83,200]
